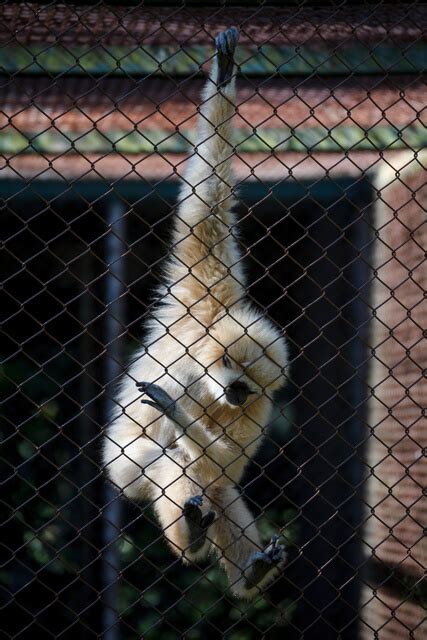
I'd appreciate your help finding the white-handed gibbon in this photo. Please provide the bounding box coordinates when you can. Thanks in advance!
[103,27,289,599]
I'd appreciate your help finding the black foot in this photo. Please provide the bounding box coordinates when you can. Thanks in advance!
[183,495,216,553]
[215,26,239,86]
[136,381,177,421]
[244,535,285,589]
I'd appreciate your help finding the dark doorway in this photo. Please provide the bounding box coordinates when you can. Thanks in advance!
[2,177,372,638]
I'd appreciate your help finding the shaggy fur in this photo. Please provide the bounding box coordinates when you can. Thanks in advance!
[103,28,289,599]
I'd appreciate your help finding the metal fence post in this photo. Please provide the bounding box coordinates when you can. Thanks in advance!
[102,197,127,640]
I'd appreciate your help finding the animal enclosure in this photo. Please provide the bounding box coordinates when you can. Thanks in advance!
[1,3,426,639]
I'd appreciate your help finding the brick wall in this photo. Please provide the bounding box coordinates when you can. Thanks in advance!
[361,154,427,638]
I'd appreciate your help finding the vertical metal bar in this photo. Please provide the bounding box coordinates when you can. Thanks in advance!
[78,253,97,638]
[102,197,127,640]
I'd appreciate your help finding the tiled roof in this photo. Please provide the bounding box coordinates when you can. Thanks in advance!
[1,3,425,48]
[1,76,425,158]
[0,150,412,183]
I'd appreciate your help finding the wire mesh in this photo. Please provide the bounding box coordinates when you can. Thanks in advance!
[1,2,426,639]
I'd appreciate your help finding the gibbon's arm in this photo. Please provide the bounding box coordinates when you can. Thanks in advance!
[162,28,245,320]
[137,382,231,471]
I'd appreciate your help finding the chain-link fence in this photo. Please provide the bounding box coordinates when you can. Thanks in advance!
[1,2,426,639]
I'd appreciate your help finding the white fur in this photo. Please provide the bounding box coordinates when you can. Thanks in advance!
[103,46,289,599]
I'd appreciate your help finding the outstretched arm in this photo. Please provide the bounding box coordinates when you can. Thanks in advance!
[163,28,245,318]
[178,27,239,215]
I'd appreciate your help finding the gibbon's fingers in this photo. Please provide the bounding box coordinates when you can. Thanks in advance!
[137,381,194,437]
[140,399,164,412]
[137,382,232,464]
[215,26,239,86]
[137,381,177,419]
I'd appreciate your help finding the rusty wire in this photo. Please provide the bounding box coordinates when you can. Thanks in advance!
[1,2,426,639]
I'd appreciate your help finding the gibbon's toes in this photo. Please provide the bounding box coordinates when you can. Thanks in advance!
[183,496,215,554]
[185,495,204,512]
[215,26,239,86]
[264,534,285,563]
[200,510,216,529]
[244,551,273,589]
[243,536,286,589]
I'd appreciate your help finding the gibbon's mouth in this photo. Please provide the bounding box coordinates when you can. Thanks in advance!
[225,380,254,406]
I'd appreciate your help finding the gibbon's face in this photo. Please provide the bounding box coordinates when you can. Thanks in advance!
[205,315,288,408]
[220,352,257,406]
[214,347,284,407]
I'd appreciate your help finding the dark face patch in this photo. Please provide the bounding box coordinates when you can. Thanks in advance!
[225,380,250,405]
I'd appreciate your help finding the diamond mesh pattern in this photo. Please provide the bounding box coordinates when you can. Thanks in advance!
[1,3,426,639]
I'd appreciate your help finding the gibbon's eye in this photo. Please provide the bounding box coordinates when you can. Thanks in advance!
[222,354,232,369]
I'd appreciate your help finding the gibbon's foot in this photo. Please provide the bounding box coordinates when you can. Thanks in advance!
[136,381,178,422]
[215,26,239,86]
[244,535,285,590]
[183,495,216,553]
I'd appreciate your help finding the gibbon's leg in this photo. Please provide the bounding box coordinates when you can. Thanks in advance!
[183,495,216,554]
[243,535,285,590]
[152,471,215,563]
[105,423,213,559]
[209,486,286,599]
[103,426,169,502]
[137,382,217,558]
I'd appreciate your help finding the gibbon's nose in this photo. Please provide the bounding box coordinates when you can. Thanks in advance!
[225,380,249,406]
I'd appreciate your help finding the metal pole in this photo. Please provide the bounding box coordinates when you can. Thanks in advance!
[102,197,127,640]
